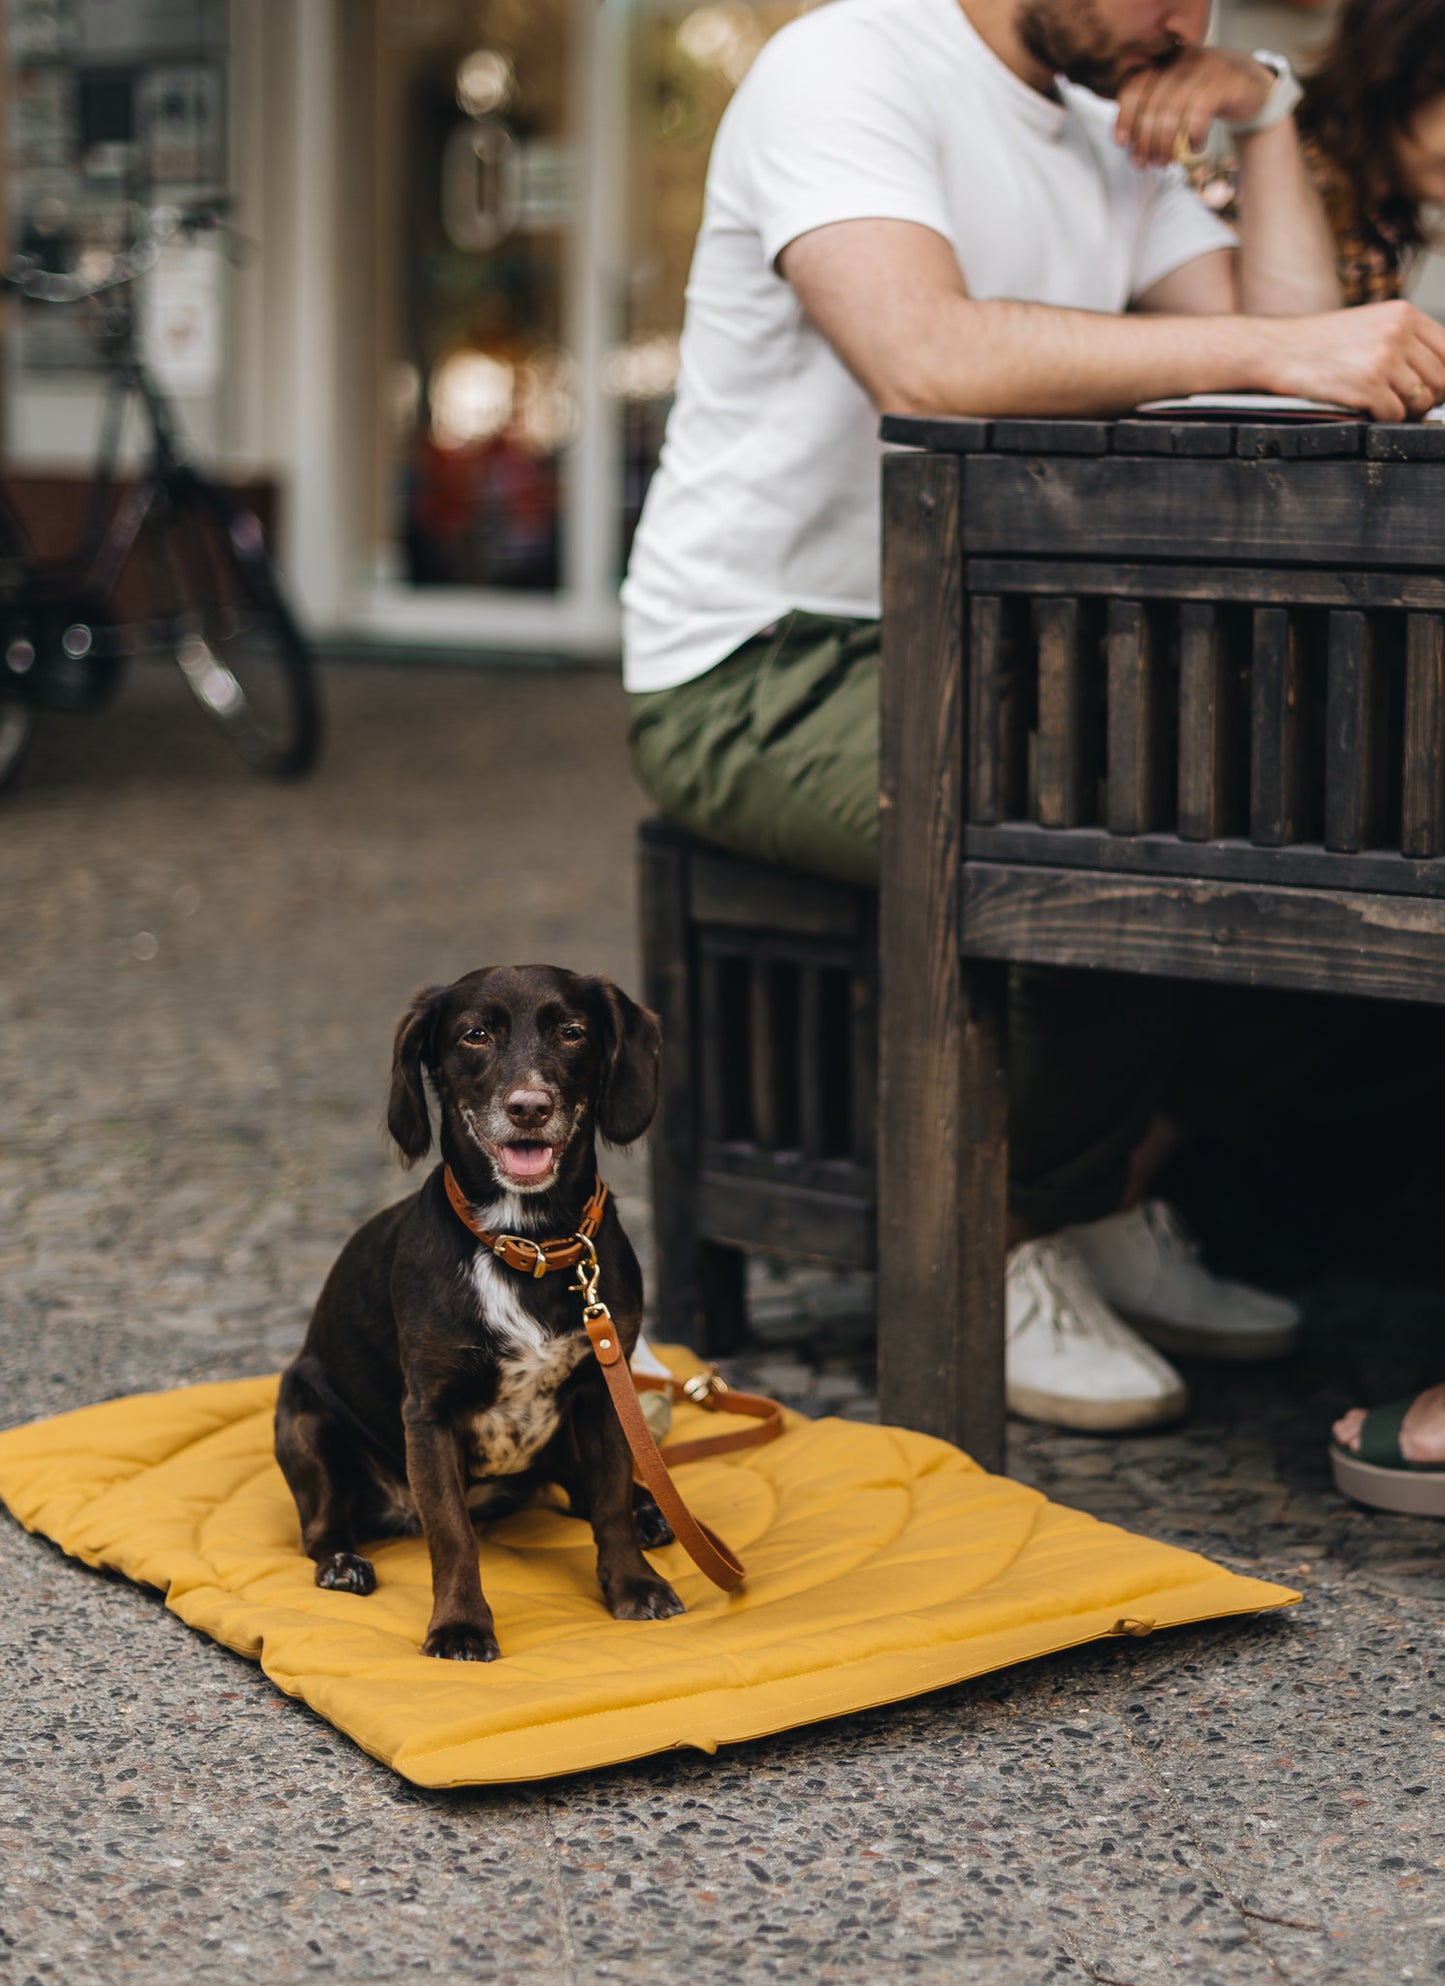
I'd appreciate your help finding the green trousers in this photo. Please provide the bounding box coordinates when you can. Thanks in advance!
[630,612,1183,1227]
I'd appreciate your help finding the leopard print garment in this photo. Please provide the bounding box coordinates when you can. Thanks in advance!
[1188,139,1411,305]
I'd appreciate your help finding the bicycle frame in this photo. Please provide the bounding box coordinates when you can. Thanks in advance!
[1,202,320,782]
[72,356,190,605]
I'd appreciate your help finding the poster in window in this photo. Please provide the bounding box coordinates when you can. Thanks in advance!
[142,237,223,393]
[138,65,223,185]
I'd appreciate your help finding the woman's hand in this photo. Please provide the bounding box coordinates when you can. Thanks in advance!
[1115,47,1276,170]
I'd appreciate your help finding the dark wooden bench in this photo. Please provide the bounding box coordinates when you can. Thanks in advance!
[638,818,877,1353]
[878,411,1445,1472]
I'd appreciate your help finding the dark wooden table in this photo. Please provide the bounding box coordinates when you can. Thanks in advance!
[875,411,1445,1473]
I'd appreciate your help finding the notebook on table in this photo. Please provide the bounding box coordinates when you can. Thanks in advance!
[1134,392,1445,424]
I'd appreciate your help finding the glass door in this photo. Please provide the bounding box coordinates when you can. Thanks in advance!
[382,0,572,593]
[360,0,624,649]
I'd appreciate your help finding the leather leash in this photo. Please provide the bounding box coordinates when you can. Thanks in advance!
[443,1166,783,1590]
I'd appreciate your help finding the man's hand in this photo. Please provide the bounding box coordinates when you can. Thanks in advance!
[1115,47,1274,170]
[1259,300,1445,422]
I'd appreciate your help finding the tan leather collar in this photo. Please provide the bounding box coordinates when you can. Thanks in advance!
[443,1164,609,1278]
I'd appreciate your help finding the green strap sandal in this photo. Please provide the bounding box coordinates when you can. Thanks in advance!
[1330,1398,1445,1517]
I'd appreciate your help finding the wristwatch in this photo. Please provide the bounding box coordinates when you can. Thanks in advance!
[1230,51,1304,136]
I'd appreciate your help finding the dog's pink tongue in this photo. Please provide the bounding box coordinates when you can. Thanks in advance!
[503,1143,554,1179]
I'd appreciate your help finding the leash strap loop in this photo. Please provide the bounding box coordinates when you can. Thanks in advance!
[585,1311,752,1593]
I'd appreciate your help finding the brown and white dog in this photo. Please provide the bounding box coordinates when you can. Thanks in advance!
[274,964,682,1662]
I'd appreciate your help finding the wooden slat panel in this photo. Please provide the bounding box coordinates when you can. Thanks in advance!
[698,949,730,1145]
[965,820,1445,901]
[696,1241,749,1357]
[969,559,1445,616]
[1177,603,1234,842]
[962,456,1445,568]
[849,911,878,1167]
[878,413,991,453]
[1250,607,1304,847]
[1403,612,1445,858]
[798,963,824,1159]
[697,1174,876,1269]
[748,958,784,1150]
[690,853,863,940]
[1324,611,1385,853]
[1235,423,1363,460]
[996,604,1030,822]
[990,418,1111,455]
[637,831,702,1347]
[968,594,1004,824]
[879,450,1006,1472]
[1111,420,1233,458]
[1034,596,1092,828]
[968,595,1029,827]
[1367,427,1445,461]
[1106,600,1165,834]
[960,861,1445,1005]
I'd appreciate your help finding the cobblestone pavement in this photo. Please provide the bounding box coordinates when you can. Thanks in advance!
[2,659,1442,1986]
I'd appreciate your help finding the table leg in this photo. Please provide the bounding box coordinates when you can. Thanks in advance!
[638,829,702,1349]
[877,451,1008,1472]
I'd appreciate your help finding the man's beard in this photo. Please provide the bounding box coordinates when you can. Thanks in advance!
[1016,0,1177,99]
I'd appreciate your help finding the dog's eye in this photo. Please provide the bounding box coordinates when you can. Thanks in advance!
[558,1024,586,1043]
[459,1026,490,1047]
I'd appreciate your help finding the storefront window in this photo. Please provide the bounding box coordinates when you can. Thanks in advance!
[376,0,577,593]
[7,0,228,383]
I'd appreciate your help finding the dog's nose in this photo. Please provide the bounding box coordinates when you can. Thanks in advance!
[504,1086,554,1130]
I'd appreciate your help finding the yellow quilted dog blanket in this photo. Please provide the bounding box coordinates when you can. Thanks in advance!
[0,1367,1296,1787]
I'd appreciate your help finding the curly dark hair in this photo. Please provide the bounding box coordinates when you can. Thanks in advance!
[1297,0,1445,250]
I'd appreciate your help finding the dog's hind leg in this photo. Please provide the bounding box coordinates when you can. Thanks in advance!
[548,1419,674,1550]
[557,1472,673,1550]
[631,1483,674,1550]
[274,1362,379,1595]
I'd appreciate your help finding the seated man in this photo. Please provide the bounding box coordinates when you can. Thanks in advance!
[623,0,1445,1432]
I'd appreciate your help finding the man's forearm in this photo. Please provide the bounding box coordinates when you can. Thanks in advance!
[893,297,1288,418]
[781,216,1445,427]
[1232,118,1342,317]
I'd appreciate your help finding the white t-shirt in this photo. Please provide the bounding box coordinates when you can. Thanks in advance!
[621,0,1235,694]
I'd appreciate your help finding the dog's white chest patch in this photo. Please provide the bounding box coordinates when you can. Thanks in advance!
[463,1233,591,1479]
[466,1335,591,1479]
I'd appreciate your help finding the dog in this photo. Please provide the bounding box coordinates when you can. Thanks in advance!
[274,964,683,1662]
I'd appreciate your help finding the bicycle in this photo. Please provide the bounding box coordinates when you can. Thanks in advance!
[0,200,321,794]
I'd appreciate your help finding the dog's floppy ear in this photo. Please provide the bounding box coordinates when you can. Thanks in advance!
[588,977,662,1148]
[387,984,445,1164]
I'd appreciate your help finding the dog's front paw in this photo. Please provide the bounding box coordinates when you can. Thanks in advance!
[423,1620,501,1662]
[315,1552,376,1595]
[632,1491,674,1551]
[604,1574,685,1622]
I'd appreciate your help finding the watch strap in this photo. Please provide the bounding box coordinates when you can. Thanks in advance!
[1230,51,1304,136]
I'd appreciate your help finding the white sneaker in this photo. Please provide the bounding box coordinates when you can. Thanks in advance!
[1060,1201,1301,1363]
[1007,1237,1188,1432]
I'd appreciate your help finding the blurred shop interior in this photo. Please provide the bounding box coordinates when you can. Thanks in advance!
[3,0,1443,662]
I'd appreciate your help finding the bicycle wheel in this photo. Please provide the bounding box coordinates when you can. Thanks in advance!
[146,473,321,778]
[0,698,34,796]
[0,498,36,796]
